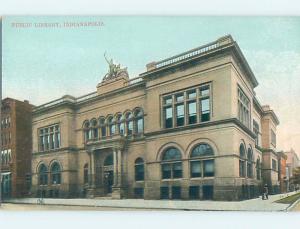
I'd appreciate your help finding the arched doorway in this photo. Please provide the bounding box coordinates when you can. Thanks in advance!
[103,154,114,194]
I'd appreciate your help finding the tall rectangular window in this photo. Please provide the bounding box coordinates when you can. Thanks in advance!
[171,186,181,199]
[164,107,173,128]
[162,164,172,179]
[50,127,55,150]
[190,161,202,177]
[39,124,61,152]
[176,104,184,126]
[160,187,169,199]
[199,85,211,122]
[172,162,182,178]
[253,120,260,146]
[271,130,276,147]
[39,130,44,151]
[238,87,250,128]
[204,160,214,177]
[189,186,200,199]
[188,101,197,124]
[101,126,106,137]
[200,98,210,122]
[272,159,277,171]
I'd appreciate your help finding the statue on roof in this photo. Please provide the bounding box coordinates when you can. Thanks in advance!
[103,52,129,81]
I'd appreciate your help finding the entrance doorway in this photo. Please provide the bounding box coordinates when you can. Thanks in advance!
[103,154,114,194]
[1,173,11,199]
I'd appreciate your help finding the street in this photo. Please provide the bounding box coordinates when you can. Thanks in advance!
[0,203,161,211]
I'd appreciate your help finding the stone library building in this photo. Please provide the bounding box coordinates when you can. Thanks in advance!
[31,35,280,200]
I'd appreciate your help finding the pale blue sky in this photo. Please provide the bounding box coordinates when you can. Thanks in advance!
[2,16,300,153]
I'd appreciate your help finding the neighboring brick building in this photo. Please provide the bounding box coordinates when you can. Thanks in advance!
[1,98,33,198]
[31,35,280,200]
[253,103,280,194]
[285,149,300,191]
[277,151,287,193]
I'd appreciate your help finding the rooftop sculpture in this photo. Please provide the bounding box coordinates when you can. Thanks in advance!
[103,52,128,81]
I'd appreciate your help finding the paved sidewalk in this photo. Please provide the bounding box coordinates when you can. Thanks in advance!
[4,191,298,211]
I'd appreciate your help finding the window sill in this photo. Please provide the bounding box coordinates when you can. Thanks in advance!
[161,178,183,181]
[190,176,215,180]
[38,148,61,153]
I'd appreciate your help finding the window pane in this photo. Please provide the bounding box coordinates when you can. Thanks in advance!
[127,121,133,135]
[173,162,182,178]
[171,186,181,199]
[190,161,202,177]
[164,107,173,128]
[135,164,144,181]
[101,126,106,137]
[175,93,184,102]
[176,104,184,127]
[191,144,214,157]
[50,134,54,149]
[189,186,200,199]
[137,118,143,133]
[200,85,210,96]
[119,122,125,135]
[188,101,197,124]
[162,164,171,179]
[56,132,60,148]
[187,90,196,99]
[164,96,172,105]
[204,160,214,177]
[162,148,181,161]
[93,128,98,139]
[239,160,245,177]
[201,98,210,122]
[110,124,116,135]
[160,187,169,199]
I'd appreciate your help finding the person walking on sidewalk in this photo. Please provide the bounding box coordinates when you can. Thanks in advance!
[262,184,269,200]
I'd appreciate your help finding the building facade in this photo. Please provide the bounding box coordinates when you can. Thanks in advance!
[285,149,300,191]
[31,35,280,200]
[1,98,33,198]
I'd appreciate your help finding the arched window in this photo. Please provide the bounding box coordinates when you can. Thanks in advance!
[239,143,246,177]
[125,112,133,136]
[161,147,182,179]
[117,114,125,136]
[108,116,116,136]
[51,162,61,185]
[8,149,11,163]
[84,163,89,184]
[134,108,144,134]
[256,158,261,180]
[135,158,144,181]
[190,143,214,178]
[91,119,98,139]
[126,112,133,136]
[247,148,253,178]
[99,117,106,138]
[38,164,48,185]
[83,121,90,142]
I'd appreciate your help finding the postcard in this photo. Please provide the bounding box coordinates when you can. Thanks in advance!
[1,16,300,214]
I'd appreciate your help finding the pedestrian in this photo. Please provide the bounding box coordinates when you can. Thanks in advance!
[263,184,269,200]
